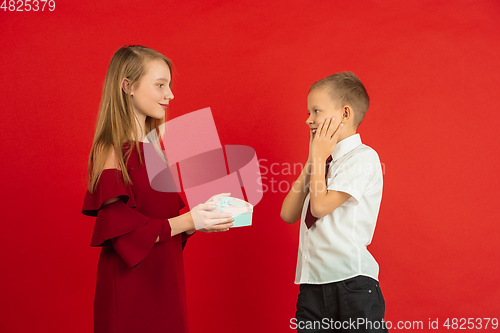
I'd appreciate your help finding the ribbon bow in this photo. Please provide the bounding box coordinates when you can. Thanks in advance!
[216,197,234,212]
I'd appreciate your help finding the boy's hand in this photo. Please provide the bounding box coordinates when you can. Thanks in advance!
[307,124,314,163]
[311,118,343,161]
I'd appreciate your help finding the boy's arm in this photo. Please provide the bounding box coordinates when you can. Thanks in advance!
[309,160,351,219]
[281,122,318,224]
[280,161,312,224]
[309,118,350,218]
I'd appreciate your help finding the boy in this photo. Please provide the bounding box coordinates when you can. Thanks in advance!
[281,72,387,332]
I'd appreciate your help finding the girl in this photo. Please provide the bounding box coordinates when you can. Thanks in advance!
[82,45,233,333]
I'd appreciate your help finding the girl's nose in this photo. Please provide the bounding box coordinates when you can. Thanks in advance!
[165,88,174,101]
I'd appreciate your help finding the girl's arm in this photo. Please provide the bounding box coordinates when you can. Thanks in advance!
[101,147,232,247]
[102,197,233,244]
[102,148,192,242]
[157,211,233,242]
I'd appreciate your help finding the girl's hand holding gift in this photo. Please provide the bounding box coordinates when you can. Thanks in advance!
[190,193,234,231]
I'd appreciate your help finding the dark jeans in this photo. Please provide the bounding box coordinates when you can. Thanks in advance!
[295,276,388,332]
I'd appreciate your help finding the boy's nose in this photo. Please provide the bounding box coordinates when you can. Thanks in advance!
[306,115,314,125]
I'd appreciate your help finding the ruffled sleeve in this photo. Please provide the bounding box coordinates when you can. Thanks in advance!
[82,169,167,269]
[96,200,165,269]
[82,169,136,217]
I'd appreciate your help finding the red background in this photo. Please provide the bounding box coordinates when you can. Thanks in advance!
[1,1,499,332]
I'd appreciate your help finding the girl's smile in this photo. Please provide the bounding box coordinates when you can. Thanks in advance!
[159,103,169,111]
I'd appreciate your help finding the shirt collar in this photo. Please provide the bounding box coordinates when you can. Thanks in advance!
[331,133,362,162]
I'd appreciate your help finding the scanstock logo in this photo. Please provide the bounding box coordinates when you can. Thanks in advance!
[143,107,263,209]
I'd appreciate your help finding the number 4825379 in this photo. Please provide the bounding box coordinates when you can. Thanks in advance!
[1,0,56,11]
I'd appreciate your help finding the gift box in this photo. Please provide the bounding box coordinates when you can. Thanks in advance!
[212,197,253,228]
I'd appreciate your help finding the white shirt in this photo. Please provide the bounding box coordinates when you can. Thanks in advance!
[295,134,383,284]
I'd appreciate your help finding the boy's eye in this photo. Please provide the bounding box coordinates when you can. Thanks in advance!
[158,84,164,88]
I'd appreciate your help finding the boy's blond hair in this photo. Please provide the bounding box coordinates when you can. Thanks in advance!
[309,72,369,127]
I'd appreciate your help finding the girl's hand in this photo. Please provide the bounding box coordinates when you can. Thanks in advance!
[197,220,233,233]
[310,118,343,161]
[190,203,234,230]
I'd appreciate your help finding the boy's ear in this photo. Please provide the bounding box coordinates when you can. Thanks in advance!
[341,106,352,123]
[122,78,132,95]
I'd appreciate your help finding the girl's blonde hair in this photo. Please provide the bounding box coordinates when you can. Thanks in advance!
[87,45,172,193]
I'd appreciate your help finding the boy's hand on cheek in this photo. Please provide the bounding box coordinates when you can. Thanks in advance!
[311,118,343,161]
[307,125,314,163]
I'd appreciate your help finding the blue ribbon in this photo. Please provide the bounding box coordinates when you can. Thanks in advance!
[216,197,233,212]
[216,197,247,212]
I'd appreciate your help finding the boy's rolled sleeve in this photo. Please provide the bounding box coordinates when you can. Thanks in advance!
[327,150,381,206]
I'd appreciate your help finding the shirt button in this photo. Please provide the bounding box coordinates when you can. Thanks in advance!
[305,231,308,236]
[303,255,307,260]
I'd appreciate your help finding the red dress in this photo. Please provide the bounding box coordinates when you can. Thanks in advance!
[82,141,191,333]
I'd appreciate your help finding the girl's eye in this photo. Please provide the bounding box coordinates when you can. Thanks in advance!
[315,109,319,113]
[158,84,164,88]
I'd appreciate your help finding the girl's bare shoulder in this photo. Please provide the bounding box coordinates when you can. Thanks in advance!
[103,145,120,170]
